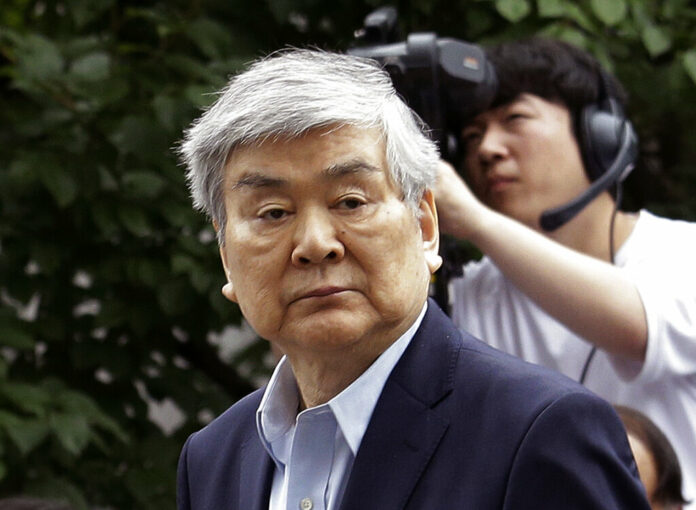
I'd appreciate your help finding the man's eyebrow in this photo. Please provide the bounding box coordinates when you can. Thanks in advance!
[229,172,287,191]
[324,159,381,178]
[229,160,380,191]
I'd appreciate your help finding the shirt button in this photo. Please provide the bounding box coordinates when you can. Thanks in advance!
[300,497,313,510]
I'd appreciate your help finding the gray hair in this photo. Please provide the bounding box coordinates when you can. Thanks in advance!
[178,48,439,241]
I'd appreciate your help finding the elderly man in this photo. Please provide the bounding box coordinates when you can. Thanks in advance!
[176,49,649,510]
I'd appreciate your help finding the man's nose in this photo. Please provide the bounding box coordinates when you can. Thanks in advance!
[477,125,509,167]
[291,210,345,266]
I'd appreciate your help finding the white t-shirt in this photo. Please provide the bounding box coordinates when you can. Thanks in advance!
[450,210,696,507]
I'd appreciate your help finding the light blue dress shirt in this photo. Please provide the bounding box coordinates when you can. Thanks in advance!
[256,302,427,510]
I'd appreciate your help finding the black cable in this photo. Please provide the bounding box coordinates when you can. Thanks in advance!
[579,183,624,385]
[578,347,597,385]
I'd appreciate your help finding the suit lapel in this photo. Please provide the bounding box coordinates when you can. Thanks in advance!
[239,434,274,510]
[339,300,460,510]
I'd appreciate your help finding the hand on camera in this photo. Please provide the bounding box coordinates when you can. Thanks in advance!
[434,160,486,240]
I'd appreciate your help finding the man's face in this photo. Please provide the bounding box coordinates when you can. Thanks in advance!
[461,93,590,230]
[218,126,440,360]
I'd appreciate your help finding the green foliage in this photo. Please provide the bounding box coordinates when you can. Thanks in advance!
[496,0,532,23]
[1,0,695,508]
[0,0,314,507]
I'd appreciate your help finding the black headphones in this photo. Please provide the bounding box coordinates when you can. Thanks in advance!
[542,70,640,384]
[539,70,639,231]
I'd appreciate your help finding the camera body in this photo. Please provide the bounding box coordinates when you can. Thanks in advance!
[348,7,497,158]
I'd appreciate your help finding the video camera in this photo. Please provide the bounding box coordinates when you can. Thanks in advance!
[347,6,498,159]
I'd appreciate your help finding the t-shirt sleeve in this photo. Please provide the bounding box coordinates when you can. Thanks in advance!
[610,250,696,384]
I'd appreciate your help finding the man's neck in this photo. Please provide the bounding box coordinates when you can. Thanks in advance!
[547,196,638,263]
[288,350,378,410]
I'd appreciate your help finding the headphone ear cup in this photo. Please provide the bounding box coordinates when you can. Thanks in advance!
[579,102,628,182]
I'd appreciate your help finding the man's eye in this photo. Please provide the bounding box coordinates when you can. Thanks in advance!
[261,208,287,220]
[461,130,482,146]
[338,198,364,210]
[506,112,527,122]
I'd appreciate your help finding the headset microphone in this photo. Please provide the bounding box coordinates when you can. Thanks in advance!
[539,122,637,231]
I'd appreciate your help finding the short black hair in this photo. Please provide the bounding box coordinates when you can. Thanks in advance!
[615,405,689,507]
[483,37,628,127]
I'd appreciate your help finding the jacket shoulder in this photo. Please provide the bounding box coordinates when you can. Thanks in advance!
[185,387,264,457]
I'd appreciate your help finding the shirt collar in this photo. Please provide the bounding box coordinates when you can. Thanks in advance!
[256,356,298,468]
[257,301,427,463]
[329,302,427,454]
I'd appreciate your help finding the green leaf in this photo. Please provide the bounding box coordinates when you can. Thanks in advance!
[463,8,496,39]
[38,165,79,208]
[642,25,672,57]
[153,94,194,132]
[0,325,35,349]
[0,382,51,416]
[7,154,43,193]
[13,33,65,82]
[25,477,88,510]
[136,259,167,288]
[540,24,589,49]
[171,253,196,275]
[537,0,566,17]
[122,171,167,199]
[4,418,50,455]
[69,52,111,81]
[0,410,20,427]
[564,3,597,31]
[163,55,215,82]
[157,280,194,316]
[683,50,696,85]
[98,166,119,191]
[108,115,170,163]
[92,412,129,444]
[190,266,215,294]
[661,0,689,19]
[54,389,100,416]
[118,206,152,237]
[92,201,120,237]
[591,0,627,26]
[0,461,6,481]
[495,0,531,22]
[50,413,91,456]
[159,200,195,228]
[185,18,233,60]
[68,0,115,29]
[630,0,651,29]
[124,466,172,504]
[184,84,219,108]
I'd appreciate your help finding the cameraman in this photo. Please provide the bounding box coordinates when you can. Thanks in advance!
[435,37,695,506]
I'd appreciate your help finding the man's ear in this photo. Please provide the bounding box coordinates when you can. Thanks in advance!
[217,231,238,303]
[418,189,442,273]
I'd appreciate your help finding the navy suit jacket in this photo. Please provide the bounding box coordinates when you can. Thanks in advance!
[178,300,650,509]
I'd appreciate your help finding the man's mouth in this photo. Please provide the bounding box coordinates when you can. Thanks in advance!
[486,176,516,193]
[295,287,350,302]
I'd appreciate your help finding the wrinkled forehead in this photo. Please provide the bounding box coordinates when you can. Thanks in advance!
[223,125,391,184]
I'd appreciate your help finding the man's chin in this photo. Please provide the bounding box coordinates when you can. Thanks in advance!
[280,311,380,353]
